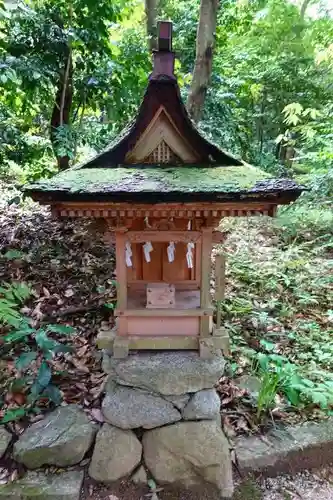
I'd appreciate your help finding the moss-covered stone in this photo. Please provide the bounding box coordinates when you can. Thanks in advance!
[0,470,84,500]
[235,418,333,477]
[13,405,96,469]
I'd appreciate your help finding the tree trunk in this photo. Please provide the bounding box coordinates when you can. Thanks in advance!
[187,0,219,123]
[145,0,159,51]
[300,0,312,20]
[50,48,73,171]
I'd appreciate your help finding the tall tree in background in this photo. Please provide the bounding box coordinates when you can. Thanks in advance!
[145,0,159,50]
[300,0,312,19]
[1,0,333,178]
[0,0,129,171]
[187,0,219,123]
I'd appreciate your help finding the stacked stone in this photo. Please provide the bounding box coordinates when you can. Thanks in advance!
[2,351,233,499]
[92,351,234,498]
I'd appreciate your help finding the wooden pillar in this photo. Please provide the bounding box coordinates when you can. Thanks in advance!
[200,227,213,337]
[214,252,230,356]
[114,231,129,357]
[215,252,226,328]
[115,231,127,310]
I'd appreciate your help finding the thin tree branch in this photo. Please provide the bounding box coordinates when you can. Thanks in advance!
[60,46,72,127]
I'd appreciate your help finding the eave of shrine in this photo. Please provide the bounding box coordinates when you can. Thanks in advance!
[25,165,303,205]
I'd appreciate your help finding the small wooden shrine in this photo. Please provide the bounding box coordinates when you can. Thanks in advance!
[26,21,303,358]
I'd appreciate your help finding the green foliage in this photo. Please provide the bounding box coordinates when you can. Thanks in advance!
[0,0,332,182]
[256,371,280,420]
[221,189,333,418]
[0,282,75,422]
[278,206,333,249]
[254,351,333,412]
[0,281,33,326]
[0,0,144,173]
[201,0,333,173]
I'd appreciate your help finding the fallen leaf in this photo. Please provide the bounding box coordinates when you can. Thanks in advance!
[13,393,26,406]
[79,458,90,467]
[89,408,104,423]
[236,416,250,433]
[69,357,90,373]
[0,469,8,481]
[32,301,44,320]
[89,384,105,400]
[222,417,237,439]
[230,449,237,465]
[10,470,18,483]
[76,345,89,358]
[29,414,45,424]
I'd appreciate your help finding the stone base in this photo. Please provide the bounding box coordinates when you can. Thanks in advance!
[98,350,233,497]
[102,350,226,395]
[143,421,234,498]
[5,351,232,498]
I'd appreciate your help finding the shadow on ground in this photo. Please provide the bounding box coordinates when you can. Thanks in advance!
[86,477,262,500]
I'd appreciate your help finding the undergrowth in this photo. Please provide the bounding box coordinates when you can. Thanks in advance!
[0,280,75,422]
[220,191,333,423]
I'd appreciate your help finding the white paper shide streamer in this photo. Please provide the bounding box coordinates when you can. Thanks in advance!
[125,242,133,267]
[143,241,153,262]
[167,241,175,263]
[186,242,195,269]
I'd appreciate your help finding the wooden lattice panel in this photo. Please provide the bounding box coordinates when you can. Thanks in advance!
[125,106,199,163]
[144,140,181,164]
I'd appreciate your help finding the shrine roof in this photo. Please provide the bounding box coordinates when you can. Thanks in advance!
[64,77,242,168]
[24,21,305,208]
[26,165,303,204]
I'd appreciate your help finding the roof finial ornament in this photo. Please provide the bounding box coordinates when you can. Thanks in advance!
[150,20,176,81]
[157,21,173,52]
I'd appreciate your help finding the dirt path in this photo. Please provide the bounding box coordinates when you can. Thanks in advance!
[260,469,333,500]
[83,467,333,500]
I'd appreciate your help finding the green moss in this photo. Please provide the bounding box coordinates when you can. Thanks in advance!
[27,164,271,195]
[233,478,263,500]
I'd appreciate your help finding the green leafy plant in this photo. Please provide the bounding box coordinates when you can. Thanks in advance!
[256,371,280,421]
[4,322,74,418]
[0,282,75,422]
[3,249,27,261]
[254,351,333,414]
[0,282,32,326]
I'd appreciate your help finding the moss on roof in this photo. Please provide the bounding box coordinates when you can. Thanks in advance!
[28,165,273,194]
[25,165,304,204]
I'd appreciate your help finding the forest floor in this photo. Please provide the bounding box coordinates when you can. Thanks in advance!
[0,186,332,433]
[0,182,332,496]
[84,467,333,499]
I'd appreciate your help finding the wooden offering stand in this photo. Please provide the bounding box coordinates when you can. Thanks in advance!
[26,21,303,358]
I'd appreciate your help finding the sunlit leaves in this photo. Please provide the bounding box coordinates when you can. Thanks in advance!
[283,102,304,126]
[0,0,142,170]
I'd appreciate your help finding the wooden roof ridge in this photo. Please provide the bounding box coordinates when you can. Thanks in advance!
[74,21,242,170]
